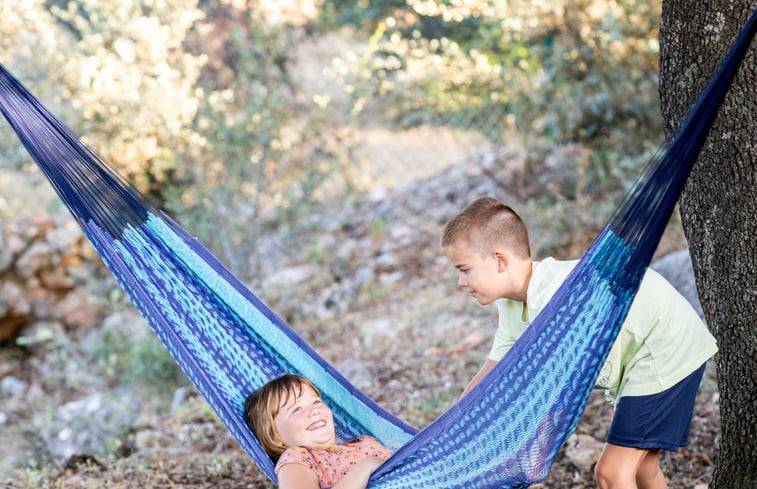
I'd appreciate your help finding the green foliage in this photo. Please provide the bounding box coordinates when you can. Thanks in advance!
[167,5,363,281]
[172,394,219,423]
[313,1,666,258]
[324,0,663,158]
[319,0,408,30]
[21,429,57,473]
[0,0,205,202]
[92,319,187,394]
[167,10,303,278]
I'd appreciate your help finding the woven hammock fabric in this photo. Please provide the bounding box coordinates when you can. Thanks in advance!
[1,10,754,488]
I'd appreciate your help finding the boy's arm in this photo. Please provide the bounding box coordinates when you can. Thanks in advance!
[460,358,498,399]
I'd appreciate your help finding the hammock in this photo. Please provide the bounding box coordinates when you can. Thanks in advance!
[1,11,754,487]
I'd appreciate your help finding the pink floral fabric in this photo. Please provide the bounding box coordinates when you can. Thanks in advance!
[274,435,392,488]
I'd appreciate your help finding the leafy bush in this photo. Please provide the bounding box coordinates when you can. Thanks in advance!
[0,0,205,201]
[321,0,663,157]
[91,313,187,394]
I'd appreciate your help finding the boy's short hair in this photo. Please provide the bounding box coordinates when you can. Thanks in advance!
[441,197,530,259]
[244,374,320,459]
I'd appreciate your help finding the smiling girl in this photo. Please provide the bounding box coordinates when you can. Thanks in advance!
[244,374,392,489]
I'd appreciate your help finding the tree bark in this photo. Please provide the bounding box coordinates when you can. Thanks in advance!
[658,2,757,487]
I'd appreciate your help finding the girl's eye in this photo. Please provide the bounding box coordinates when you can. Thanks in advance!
[313,399,322,405]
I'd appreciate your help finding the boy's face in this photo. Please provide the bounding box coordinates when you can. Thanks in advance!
[445,244,505,306]
[274,383,336,449]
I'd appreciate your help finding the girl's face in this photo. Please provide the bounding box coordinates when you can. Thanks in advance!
[274,383,336,449]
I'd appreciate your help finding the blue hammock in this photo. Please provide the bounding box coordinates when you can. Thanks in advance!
[0,11,754,487]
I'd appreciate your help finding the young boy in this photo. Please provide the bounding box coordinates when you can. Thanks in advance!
[441,196,717,489]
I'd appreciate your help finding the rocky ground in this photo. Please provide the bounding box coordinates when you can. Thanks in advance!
[0,154,719,488]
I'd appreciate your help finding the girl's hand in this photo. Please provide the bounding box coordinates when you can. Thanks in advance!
[332,456,387,489]
[358,455,385,472]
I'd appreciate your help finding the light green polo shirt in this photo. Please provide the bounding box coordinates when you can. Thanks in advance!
[489,258,718,404]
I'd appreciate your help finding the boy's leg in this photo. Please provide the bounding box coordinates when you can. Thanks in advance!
[636,449,667,489]
[595,443,667,489]
[598,364,706,488]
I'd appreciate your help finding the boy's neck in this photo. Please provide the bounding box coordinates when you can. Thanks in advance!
[521,259,534,303]
[507,258,533,303]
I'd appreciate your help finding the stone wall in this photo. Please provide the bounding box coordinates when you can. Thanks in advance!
[0,211,106,342]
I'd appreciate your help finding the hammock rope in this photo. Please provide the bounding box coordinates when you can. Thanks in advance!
[0,10,754,488]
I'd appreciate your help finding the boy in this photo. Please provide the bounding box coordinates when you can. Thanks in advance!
[441,196,717,489]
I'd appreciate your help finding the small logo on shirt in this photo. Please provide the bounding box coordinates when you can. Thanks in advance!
[596,361,612,388]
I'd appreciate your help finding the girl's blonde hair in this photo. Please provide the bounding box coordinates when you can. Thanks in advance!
[244,374,321,459]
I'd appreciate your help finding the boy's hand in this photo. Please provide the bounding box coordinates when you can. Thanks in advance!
[461,358,498,399]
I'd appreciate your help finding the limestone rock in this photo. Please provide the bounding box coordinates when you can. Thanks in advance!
[564,434,604,471]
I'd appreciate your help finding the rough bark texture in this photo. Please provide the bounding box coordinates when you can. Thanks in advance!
[659,2,757,487]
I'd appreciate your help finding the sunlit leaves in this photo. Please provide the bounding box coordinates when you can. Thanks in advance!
[325,0,663,157]
[0,0,205,198]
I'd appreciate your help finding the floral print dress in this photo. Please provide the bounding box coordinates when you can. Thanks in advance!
[274,435,392,488]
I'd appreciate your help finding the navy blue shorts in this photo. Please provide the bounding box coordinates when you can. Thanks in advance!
[607,363,706,452]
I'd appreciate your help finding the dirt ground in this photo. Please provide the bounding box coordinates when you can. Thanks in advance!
[1,349,720,489]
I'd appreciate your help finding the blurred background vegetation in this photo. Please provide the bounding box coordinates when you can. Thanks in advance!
[1,0,664,282]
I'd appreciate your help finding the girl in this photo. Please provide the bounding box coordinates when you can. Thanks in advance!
[244,374,392,489]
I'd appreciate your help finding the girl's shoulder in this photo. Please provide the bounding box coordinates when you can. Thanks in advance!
[346,435,393,458]
[344,435,380,447]
[350,435,376,442]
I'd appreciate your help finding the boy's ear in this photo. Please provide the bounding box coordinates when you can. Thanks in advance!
[492,250,508,272]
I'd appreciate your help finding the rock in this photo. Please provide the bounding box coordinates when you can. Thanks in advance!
[2,229,28,259]
[15,241,54,278]
[651,249,702,316]
[0,315,30,343]
[336,239,358,262]
[38,268,75,291]
[0,282,31,317]
[388,223,414,247]
[0,210,107,342]
[45,222,82,252]
[312,284,349,319]
[360,318,397,348]
[171,386,193,411]
[135,429,174,450]
[0,375,28,399]
[335,359,374,390]
[0,224,12,274]
[42,392,139,461]
[353,265,374,289]
[57,286,104,328]
[14,321,63,348]
[267,264,320,291]
[564,434,604,471]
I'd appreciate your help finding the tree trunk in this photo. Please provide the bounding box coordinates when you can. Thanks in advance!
[658,2,757,487]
